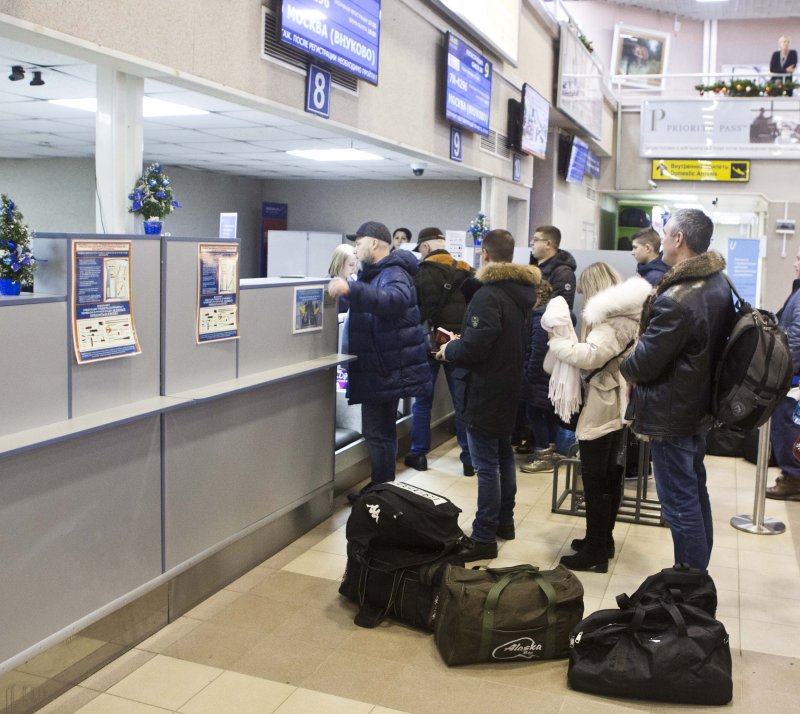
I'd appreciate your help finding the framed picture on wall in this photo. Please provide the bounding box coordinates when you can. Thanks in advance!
[611,24,670,87]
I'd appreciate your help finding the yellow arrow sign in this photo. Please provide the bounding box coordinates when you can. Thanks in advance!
[651,159,750,182]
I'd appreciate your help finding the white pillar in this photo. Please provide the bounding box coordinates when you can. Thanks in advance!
[95,68,143,234]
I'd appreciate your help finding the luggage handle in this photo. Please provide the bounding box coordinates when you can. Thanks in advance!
[354,563,403,629]
[478,568,558,661]
[628,601,688,638]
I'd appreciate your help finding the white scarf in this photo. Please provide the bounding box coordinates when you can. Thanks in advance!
[541,296,582,423]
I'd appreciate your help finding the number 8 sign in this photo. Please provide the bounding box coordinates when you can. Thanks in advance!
[305,64,331,118]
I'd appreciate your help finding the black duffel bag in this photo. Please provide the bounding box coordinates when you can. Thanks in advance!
[433,564,584,665]
[568,599,732,705]
[616,563,718,617]
[339,549,464,630]
[346,482,466,568]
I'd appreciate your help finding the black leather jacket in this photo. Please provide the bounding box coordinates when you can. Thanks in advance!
[620,251,735,438]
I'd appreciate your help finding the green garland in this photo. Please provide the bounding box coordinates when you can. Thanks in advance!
[694,77,800,97]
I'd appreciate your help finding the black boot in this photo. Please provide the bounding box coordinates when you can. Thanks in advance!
[561,493,612,573]
[569,535,615,559]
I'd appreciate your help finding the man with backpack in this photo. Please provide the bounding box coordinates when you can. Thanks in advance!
[405,227,475,475]
[621,209,735,570]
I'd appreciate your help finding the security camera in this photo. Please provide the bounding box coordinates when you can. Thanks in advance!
[647,179,658,189]
[411,163,426,177]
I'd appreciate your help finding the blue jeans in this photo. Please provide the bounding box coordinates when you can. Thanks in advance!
[650,433,713,570]
[467,429,516,543]
[526,402,558,450]
[361,399,399,485]
[410,361,470,466]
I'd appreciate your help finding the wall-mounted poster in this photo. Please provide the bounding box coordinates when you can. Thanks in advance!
[293,286,324,333]
[72,241,141,364]
[197,243,239,343]
[611,24,670,88]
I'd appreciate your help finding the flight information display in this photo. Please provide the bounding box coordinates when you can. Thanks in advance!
[444,32,492,136]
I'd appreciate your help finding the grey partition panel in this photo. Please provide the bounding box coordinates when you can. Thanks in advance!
[32,234,163,416]
[0,300,68,436]
[163,240,237,394]
[238,285,337,376]
[71,238,162,416]
[163,371,335,568]
[0,417,162,663]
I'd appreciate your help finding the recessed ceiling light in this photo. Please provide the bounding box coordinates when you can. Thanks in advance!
[48,97,209,117]
[286,148,383,162]
[696,0,728,4]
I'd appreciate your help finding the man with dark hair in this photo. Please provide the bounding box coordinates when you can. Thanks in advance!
[530,224,577,309]
[436,229,540,560]
[631,227,669,285]
[621,208,735,569]
[405,227,475,475]
[328,221,430,502]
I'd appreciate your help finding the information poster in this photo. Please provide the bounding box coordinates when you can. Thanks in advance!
[197,243,239,343]
[445,230,466,260]
[727,238,759,307]
[72,241,141,364]
[293,286,324,333]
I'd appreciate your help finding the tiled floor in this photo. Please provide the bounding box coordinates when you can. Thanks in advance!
[42,441,800,713]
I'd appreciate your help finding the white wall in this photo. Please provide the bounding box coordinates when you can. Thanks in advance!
[260,178,482,239]
[0,158,95,233]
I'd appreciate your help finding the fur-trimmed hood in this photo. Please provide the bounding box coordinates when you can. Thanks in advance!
[639,250,727,334]
[583,276,652,326]
[424,250,473,273]
[655,250,726,295]
[476,261,541,285]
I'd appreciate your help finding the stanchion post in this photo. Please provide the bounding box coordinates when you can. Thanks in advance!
[731,420,786,535]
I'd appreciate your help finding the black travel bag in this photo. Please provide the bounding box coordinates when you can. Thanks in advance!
[567,599,732,705]
[346,481,466,568]
[433,564,584,665]
[616,563,718,616]
[339,549,464,630]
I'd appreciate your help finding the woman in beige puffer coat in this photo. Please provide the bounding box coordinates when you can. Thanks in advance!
[546,263,652,572]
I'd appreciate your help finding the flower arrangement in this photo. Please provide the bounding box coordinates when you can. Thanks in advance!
[0,194,44,286]
[694,77,800,97]
[128,163,181,220]
[467,212,490,244]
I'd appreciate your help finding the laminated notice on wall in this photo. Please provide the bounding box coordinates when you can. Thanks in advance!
[72,241,141,364]
[197,243,239,343]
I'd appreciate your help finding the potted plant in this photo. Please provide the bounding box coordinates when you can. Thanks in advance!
[0,194,44,296]
[128,162,181,235]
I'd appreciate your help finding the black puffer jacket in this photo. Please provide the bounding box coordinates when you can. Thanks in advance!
[444,262,540,438]
[620,251,735,437]
[535,249,577,309]
[415,249,474,333]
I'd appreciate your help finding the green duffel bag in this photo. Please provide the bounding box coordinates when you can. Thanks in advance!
[433,563,584,666]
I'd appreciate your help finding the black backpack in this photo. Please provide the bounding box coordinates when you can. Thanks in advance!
[712,276,793,431]
[615,563,718,617]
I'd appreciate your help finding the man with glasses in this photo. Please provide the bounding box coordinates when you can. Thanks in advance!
[328,221,430,502]
[530,225,577,309]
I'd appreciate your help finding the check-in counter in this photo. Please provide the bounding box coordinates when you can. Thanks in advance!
[0,233,343,713]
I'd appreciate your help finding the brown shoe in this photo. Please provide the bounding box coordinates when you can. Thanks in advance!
[766,474,800,501]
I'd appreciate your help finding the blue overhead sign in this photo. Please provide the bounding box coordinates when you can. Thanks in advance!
[280,0,381,85]
[444,32,492,136]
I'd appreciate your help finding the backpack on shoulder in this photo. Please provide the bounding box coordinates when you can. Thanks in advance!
[712,276,793,431]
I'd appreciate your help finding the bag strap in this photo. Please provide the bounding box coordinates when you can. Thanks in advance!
[627,600,688,638]
[721,272,745,307]
[584,338,636,385]
[354,564,403,628]
[478,568,558,661]
[427,259,460,329]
